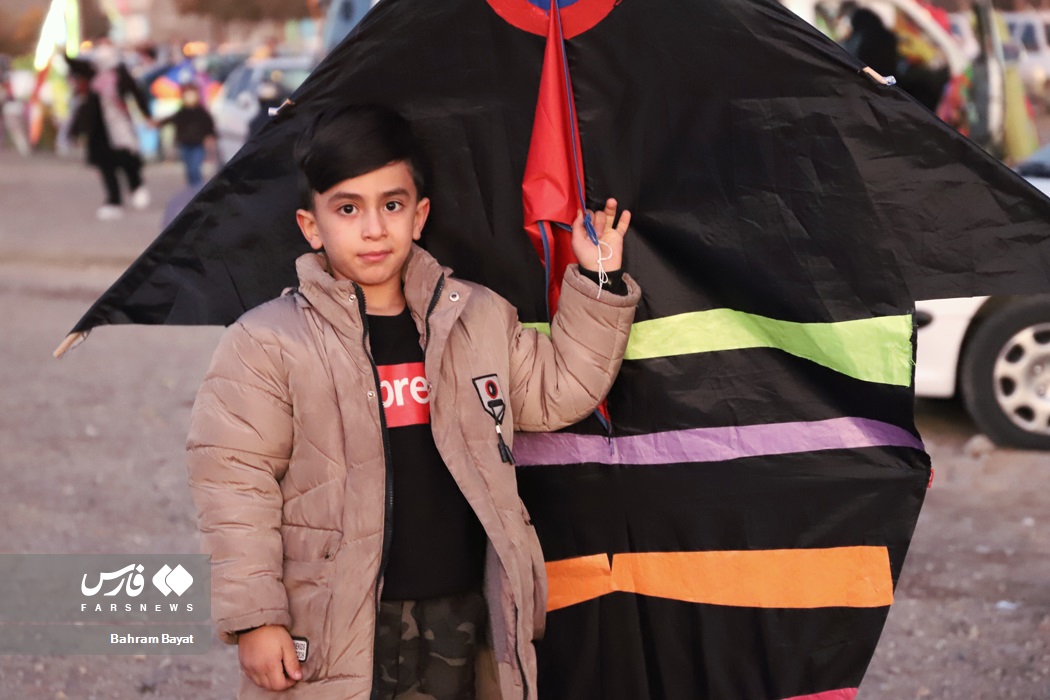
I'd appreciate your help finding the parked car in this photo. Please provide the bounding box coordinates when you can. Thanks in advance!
[1002,10,1050,107]
[211,55,316,163]
[322,0,383,55]
[915,145,1050,449]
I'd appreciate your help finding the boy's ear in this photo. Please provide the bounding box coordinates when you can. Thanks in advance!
[296,208,322,250]
[412,197,430,241]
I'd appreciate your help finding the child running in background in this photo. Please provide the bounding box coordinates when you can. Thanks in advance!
[153,83,216,188]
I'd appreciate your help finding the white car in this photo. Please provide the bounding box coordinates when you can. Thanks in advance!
[1002,10,1050,106]
[915,145,1050,449]
[322,0,383,55]
[211,55,316,163]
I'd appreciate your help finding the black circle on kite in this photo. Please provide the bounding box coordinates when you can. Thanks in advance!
[484,0,617,38]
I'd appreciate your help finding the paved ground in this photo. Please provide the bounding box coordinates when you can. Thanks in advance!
[0,150,1046,699]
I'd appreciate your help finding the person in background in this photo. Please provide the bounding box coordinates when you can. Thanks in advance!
[131,44,163,161]
[843,8,901,81]
[69,40,152,221]
[153,83,216,188]
[247,79,289,140]
[0,73,30,156]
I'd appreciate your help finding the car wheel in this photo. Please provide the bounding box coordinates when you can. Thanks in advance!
[960,297,1050,450]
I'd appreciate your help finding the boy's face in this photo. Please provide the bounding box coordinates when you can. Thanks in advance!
[296,161,430,299]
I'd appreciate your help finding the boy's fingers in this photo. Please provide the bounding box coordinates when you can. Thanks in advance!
[245,667,266,690]
[616,209,632,235]
[268,659,292,690]
[592,210,607,235]
[282,639,303,681]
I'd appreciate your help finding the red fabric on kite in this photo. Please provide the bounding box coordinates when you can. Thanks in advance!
[522,0,585,315]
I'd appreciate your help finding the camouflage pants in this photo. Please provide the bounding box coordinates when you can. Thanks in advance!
[373,591,487,700]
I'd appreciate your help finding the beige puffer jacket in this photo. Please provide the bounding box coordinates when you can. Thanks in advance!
[187,245,640,699]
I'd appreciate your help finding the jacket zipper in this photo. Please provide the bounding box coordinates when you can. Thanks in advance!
[423,275,445,349]
[365,277,444,699]
[357,284,394,700]
[424,275,530,698]
[359,285,394,625]
[514,605,529,699]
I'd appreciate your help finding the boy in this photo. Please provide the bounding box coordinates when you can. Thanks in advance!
[152,84,216,187]
[186,105,640,700]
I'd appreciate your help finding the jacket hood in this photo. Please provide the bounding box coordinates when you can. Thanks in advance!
[294,244,453,341]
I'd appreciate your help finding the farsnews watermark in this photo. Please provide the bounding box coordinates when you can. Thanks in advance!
[110,633,196,645]
[80,562,196,613]
[0,554,211,655]
[80,562,195,598]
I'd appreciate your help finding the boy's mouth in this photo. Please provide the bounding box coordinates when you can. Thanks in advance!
[358,251,391,263]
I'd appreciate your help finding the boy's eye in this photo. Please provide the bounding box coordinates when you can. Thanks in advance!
[385,201,403,212]
[340,204,356,215]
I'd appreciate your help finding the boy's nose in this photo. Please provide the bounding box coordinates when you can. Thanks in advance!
[361,209,385,238]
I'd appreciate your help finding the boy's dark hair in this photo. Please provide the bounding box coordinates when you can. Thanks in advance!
[295,105,428,210]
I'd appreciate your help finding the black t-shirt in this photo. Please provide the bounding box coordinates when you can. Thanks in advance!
[366,307,486,600]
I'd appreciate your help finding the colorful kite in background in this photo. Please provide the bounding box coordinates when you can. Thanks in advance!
[59,0,1050,697]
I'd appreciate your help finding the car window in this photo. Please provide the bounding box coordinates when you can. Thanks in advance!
[1020,23,1038,52]
[324,0,367,54]
[222,66,251,99]
[265,68,312,94]
[210,55,249,85]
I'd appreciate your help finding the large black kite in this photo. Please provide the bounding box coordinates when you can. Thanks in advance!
[61,1,1050,698]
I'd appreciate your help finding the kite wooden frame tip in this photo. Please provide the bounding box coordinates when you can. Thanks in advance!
[53,331,87,359]
[861,66,893,86]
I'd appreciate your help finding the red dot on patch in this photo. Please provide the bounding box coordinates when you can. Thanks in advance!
[486,380,498,398]
[483,0,617,39]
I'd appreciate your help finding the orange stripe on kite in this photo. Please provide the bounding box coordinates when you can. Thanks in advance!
[544,553,613,611]
[546,547,892,612]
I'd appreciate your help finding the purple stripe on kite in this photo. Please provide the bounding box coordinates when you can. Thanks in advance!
[781,689,858,700]
[513,417,925,466]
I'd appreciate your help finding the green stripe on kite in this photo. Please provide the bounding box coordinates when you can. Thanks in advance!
[523,310,913,386]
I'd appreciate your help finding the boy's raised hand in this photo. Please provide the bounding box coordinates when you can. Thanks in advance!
[572,198,631,273]
[238,625,303,691]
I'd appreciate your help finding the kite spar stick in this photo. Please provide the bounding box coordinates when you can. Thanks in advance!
[861,66,896,85]
[53,331,87,359]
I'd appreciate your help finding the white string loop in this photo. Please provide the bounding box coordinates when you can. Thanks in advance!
[595,239,613,299]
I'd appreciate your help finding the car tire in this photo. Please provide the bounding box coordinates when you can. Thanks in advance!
[960,296,1050,450]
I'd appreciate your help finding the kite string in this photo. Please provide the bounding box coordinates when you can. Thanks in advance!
[554,2,615,302]
[596,240,613,298]
[583,211,612,298]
